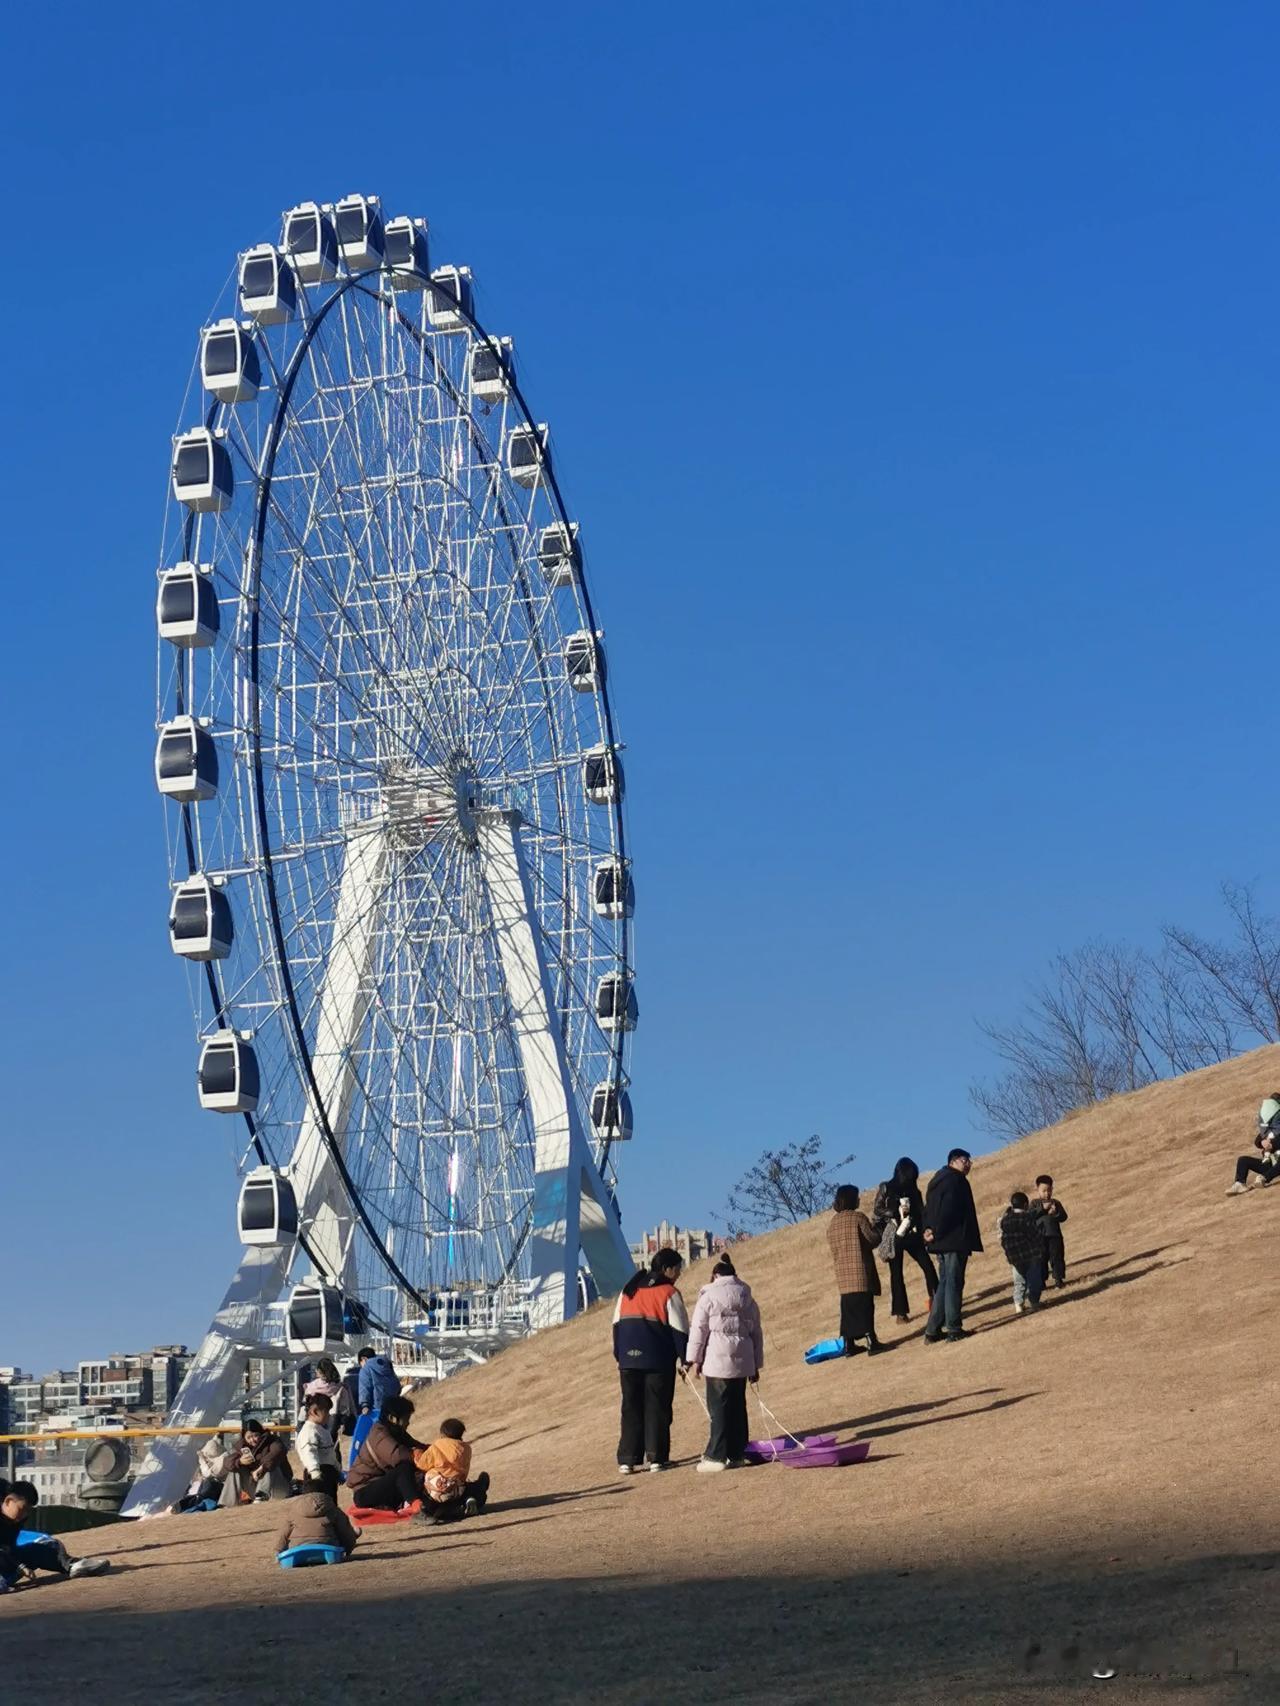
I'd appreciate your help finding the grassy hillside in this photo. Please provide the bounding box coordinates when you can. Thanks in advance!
[6,1047,1279,1704]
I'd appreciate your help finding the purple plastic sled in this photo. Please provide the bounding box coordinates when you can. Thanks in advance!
[778,1439,871,1469]
[744,1434,836,1463]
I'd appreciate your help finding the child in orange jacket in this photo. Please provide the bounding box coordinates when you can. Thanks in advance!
[412,1418,490,1525]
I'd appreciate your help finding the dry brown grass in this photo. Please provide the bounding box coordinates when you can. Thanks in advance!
[6,1047,1279,1703]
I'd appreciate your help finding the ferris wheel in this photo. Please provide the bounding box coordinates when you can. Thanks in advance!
[126,195,635,1517]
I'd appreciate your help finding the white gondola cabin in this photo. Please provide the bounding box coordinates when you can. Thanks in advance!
[591,1082,633,1141]
[426,265,473,330]
[169,875,233,961]
[384,216,430,290]
[197,1029,260,1113]
[595,971,638,1033]
[282,202,338,284]
[157,563,220,648]
[200,319,261,404]
[583,745,623,805]
[239,244,297,324]
[335,193,385,271]
[564,630,606,693]
[470,336,514,402]
[537,522,581,589]
[172,429,233,513]
[286,1280,346,1354]
[592,858,634,920]
[507,422,549,489]
[237,1167,298,1246]
[155,715,218,802]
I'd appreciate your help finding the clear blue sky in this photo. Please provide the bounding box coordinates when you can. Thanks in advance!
[3,2,1277,1372]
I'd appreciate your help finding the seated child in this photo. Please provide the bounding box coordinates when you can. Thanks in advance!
[1226,1098,1280,1195]
[295,1393,342,1484]
[173,1433,236,1513]
[1034,1174,1069,1287]
[274,1470,361,1559]
[412,1418,490,1526]
[999,1191,1046,1315]
[0,1480,109,1590]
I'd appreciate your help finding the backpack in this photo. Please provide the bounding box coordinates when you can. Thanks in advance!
[870,1180,892,1233]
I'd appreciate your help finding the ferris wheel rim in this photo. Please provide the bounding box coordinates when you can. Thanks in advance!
[160,220,634,1324]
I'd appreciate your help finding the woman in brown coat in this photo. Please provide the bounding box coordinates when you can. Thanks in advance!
[826,1184,883,1356]
[345,1395,425,1510]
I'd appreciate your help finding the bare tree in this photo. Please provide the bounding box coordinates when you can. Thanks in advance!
[969,883,1280,1141]
[725,1135,855,1235]
[1162,882,1280,1046]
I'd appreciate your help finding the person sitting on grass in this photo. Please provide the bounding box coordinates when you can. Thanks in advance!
[999,1190,1047,1316]
[173,1433,235,1513]
[413,1417,490,1525]
[231,1418,291,1503]
[344,1395,425,1512]
[274,1469,361,1561]
[1226,1097,1280,1195]
[0,1480,109,1590]
[296,1393,342,1485]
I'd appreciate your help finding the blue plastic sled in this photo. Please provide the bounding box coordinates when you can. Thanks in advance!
[347,1410,377,1468]
[804,1336,846,1364]
[277,1544,346,1568]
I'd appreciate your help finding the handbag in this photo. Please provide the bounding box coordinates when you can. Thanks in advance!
[876,1221,897,1262]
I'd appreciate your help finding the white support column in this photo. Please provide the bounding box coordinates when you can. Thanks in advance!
[476,812,632,1329]
[123,824,389,1518]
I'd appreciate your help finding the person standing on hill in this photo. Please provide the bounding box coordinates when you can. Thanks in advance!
[999,1190,1047,1315]
[1033,1175,1069,1286]
[612,1247,689,1474]
[826,1185,883,1356]
[686,1254,764,1473]
[356,1346,402,1416]
[871,1157,937,1323]
[299,1356,356,1441]
[922,1148,982,1344]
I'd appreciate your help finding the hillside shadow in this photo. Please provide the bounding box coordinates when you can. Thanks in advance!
[7,1551,1273,1703]
[961,1252,1193,1334]
[804,1389,1041,1442]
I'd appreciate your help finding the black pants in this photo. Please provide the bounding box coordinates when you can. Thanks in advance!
[423,1472,490,1522]
[1042,1232,1066,1284]
[839,1291,876,1347]
[618,1365,676,1466]
[887,1235,938,1317]
[1236,1156,1277,1187]
[705,1377,749,1464]
[353,1460,421,1509]
[175,1476,224,1512]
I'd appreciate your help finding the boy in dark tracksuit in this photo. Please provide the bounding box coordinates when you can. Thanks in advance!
[1034,1175,1068,1287]
[999,1192,1046,1314]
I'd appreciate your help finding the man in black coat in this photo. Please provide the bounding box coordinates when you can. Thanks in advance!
[922,1147,983,1343]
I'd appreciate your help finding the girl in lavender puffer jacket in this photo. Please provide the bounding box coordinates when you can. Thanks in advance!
[685,1257,765,1473]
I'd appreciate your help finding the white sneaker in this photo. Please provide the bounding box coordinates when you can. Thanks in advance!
[647,1461,668,1473]
[1013,1302,1024,1315]
[617,1464,635,1476]
[696,1458,727,1474]
[1225,1182,1248,1196]
[68,1557,110,1579]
